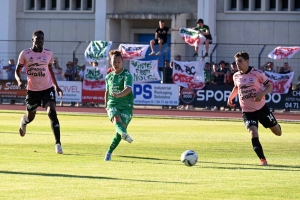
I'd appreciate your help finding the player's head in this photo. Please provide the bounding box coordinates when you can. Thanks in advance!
[109,50,123,73]
[159,20,165,27]
[196,19,203,25]
[32,30,44,50]
[234,52,249,71]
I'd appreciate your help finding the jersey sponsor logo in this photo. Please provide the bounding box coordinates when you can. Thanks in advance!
[240,85,251,89]
[29,57,34,62]
[27,64,46,77]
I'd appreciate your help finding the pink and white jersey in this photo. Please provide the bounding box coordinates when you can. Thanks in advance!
[233,67,269,112]
[18,48,53,91]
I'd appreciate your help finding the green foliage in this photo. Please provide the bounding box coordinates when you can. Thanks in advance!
[0,111,299,200]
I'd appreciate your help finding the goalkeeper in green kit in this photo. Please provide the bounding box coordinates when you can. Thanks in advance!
[104,50,134,161]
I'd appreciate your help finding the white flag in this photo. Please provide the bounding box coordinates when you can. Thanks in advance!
[118,44,149,60]
[84,41,112,62]
[179,28,206,47]
[172,61,205,90]
[130,60,161,83]
[268,46,300,60]
[264,71,294,94]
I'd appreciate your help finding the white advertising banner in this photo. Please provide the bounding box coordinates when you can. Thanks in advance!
[56,81,82,102]
[133,83,179,106]
[130,60,161,83]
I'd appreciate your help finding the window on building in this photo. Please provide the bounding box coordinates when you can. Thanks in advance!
[87,0,93,10]
[76,0,81,10]
[270,0,276,10]
[51,0,56,10]
[282,0,288,11]
[41,0,46,10]
[231,0,237,10]
[296,0,300,11]
[255,0,261,10]
[30,0,35,10]
[243,0,249,10]
[65,0,70,10]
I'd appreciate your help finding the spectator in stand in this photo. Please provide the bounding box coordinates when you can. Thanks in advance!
[192,19,213,61]
[277,62,293,113]
[211,63,218,85]
[225,61,237,85]
[75,64,86,107]
[3,59,16,104]
[292,76,300,90]
[52,57,64,81]
[149,20,179,56]
[260,62,275,73]
[211,60,227,110]
[74,58,81,72]
[159,60,175,109]
[63,61,77,106]
[203,62,212,110]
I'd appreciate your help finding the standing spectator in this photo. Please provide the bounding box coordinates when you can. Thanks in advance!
[15,30,64,154]
[63,61,77,106]
[3,59,16,104]
[203,62,212,110]
[211,64,219,85]
[104,50,133,161]
[149,20,179,56]
[260,62,275,73]
[216,60,227,85]
[74,58,81,72]
[192,19,213,61]
[159,60,175,109]
[225,61,237,85]
[277,62,293,113]
[75,64,86,107]
[227,51,282,166]
[52,57,64,81]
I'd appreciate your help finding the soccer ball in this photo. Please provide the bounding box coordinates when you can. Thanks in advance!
[181,150,198,166]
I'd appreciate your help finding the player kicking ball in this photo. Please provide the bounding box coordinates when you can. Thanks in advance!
[15,30,64,154]
[227,52,282,166]
[104,50,134,161]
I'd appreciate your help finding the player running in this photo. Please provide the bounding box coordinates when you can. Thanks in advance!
[104,50,134,161]
[227,52,282,166]
[15,30,64,154]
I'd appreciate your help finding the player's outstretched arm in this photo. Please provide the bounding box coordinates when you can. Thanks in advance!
[111,87,132,98]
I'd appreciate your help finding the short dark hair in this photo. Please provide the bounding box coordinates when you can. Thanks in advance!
[32,30,44,37]
[109,50,123,60]
[234,52,249,61]
[159,20,165,23]
[196,19,203,24]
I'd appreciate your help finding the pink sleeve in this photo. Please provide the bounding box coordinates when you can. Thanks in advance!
[17,51,25,65]
[259,71,269,85]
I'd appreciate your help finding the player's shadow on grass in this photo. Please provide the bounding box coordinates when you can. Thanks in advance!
[119,155,179,162]
[200,161,300,171]
[0,170,193,184]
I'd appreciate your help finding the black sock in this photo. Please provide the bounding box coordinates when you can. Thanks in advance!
[251,137,266,160]
[48,110,61,144]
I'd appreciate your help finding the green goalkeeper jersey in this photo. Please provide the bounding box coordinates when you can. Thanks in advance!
[106,69,134,109]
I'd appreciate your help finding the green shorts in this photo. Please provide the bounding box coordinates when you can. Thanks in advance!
[106,107,133,126]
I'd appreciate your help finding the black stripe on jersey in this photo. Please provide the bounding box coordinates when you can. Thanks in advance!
[263,80,269,86]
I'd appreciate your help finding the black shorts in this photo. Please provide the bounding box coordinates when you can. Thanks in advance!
[25,87,56,111]
[242,104,278,129]
[203,40,213,44]
[154,39,167,45]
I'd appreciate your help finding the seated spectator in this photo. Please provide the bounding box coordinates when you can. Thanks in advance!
[211,64,218,85]
[225,61,237,85]
[216,60,227,85]
[149,20,178,56]
[260,62,275,72]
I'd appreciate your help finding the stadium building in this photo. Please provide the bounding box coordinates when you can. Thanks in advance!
[0,0,299,82]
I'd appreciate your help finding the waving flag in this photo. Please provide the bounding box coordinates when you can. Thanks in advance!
[264,71,294,94]
[179,28,206,47]
[130,60,161,83]
[118,44,149,60]
[172,61,205,90]
[268,46,300,60]
[84,40,112,62]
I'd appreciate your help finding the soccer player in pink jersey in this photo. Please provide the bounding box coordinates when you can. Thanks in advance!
[227,52,282,166]
[15,30,64,154]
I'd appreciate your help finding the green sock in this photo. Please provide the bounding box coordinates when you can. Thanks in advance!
[108,133,122,153]
[114,122,127,135]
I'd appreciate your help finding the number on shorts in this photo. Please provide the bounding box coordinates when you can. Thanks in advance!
[267,114,274,122]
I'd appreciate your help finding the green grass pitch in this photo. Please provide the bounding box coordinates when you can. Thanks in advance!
[0,111,299,200]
